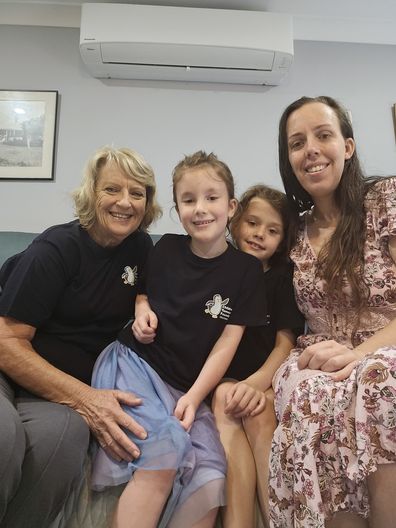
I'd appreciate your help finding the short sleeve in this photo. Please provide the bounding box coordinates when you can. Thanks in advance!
[366,177,396,241]
[0,240,73,327]
[274,266,305,335]
[136,235,162,295]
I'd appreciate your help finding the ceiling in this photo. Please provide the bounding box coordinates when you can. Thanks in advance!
[2,0,396,45]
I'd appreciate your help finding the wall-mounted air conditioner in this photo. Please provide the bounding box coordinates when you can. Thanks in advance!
[80,3,293,86]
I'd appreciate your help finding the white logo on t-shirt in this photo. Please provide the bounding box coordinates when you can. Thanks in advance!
[204,294,232,320]
[121,265,137,286]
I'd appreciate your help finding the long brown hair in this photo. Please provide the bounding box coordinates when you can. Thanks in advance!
[278,96,379,341]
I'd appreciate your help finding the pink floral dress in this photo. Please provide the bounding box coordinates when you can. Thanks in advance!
[269,178,396,527]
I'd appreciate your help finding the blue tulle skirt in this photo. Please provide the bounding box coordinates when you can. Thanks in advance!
[91,341,226,527]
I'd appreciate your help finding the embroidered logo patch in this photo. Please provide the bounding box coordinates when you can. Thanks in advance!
[121,265,137,286]
[204,294,232,320]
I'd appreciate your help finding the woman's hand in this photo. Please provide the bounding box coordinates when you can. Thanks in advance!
[74,386,147,462]
[224,381,266,418]
[298,339,365,381]
[174,394,198,432]
[132,310,158,344]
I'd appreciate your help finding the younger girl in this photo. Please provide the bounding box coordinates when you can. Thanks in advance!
[90,152,266,528]
[212,185,304,528]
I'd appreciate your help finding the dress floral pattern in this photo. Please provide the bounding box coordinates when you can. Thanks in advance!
[269,178,396,527]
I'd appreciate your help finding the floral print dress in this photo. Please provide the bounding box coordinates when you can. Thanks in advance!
[269,178,396,527]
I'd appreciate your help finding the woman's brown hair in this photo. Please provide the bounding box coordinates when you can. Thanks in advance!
[278,96,380,342]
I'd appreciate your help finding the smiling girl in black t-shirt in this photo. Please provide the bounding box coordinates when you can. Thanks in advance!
[90,152,266,528]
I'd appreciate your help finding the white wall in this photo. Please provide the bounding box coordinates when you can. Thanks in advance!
[1,25,396,233]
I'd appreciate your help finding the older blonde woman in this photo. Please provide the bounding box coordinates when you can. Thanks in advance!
[0,146,161,528]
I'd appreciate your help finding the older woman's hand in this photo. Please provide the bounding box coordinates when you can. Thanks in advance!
[74,386,147,462]
[297,339,365,381]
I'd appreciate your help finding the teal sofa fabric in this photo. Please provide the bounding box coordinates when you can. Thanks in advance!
[0,231,38,268]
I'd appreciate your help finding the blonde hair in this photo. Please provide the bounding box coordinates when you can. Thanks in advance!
[72,146,162,231]
[171,150,235,209]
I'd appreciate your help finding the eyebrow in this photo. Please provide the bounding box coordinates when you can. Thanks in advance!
[246,214,283,228]
[179,187,220,196]
[288,123,333,140]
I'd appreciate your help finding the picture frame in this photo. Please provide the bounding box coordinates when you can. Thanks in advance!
[0,90,58,181]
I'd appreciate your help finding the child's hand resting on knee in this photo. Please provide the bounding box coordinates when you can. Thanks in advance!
[224,381,266,419]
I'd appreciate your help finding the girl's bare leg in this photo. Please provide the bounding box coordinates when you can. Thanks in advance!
[191,508,218,528]
[212,382,256,528]
[243,389,277,528]
[367,463,396,528]
[111,469,176,528]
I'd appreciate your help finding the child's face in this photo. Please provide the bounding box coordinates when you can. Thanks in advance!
[234,197,284,270]
[176,167,237,255]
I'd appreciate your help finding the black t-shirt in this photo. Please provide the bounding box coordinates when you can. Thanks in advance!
[225,263,304,381]
[0,220,152,383]
[118,234,267,392]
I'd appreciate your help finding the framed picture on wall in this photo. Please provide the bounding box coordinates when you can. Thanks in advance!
[0,90,58,181]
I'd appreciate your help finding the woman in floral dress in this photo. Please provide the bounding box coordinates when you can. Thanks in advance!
[269,95,396,528]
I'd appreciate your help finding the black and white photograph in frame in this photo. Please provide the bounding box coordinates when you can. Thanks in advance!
[0,90,58,181]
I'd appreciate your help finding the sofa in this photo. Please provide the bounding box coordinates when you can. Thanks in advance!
[0,231,265,528]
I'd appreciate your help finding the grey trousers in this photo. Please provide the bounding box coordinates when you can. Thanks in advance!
[0,373,90,528]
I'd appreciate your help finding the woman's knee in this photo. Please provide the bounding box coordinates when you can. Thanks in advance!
[57,405,90,472]
[18,398,89,484]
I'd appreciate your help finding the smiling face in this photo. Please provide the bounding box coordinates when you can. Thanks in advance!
[175,166,237,258]
[286,102,355,203]
[89,161,147,247]
[234,197,284,271]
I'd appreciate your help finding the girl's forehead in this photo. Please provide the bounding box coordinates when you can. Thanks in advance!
[177,166,225,188]
[245,197,283,221]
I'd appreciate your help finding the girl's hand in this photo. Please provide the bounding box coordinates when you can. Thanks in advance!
[75,386,147,462]
[297,339,365,381]
[132,310,158,344]
[224,381,266,418]
[174,394,198,432]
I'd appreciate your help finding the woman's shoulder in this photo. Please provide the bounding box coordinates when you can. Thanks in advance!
[34,219,80,246]
[365,176,396,202]
[0,221,81,285]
